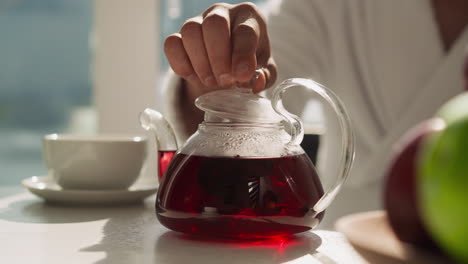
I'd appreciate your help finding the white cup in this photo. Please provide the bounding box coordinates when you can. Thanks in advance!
[43,134,147,190]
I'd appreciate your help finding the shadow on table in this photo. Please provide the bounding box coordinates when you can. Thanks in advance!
[81,203,158,263]
[82,211,338,264]
[0,198,149,224]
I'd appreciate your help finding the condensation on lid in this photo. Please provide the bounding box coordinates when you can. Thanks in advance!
[195,88,283,123]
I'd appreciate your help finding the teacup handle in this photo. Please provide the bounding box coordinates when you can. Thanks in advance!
[271,78,355,214]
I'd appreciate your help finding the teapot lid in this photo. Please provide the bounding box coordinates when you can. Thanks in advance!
[195,88,283,123]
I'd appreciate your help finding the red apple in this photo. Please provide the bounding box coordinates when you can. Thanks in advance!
[419,92,468,262]
[383,118,444,247]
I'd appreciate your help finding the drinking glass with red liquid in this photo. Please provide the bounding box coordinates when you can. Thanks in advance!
[139,108,179,183]
[140,78,354,239]
[158,150,176,182]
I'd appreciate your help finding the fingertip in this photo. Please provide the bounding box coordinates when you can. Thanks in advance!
[263,59,277,89]
[164,33,182,52]
[252,72,266,93]
[165,32,182,42]
[236,68,265,92]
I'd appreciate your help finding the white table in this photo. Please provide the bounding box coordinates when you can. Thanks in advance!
[0,188,370,264]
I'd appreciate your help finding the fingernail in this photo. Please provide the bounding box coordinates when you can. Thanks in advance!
[249,70,261,86]
[218,73,233,87]
[236,63,249,74]
[204,76,217,87]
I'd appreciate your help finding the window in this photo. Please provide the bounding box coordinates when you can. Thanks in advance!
[0,0,93,185]
[0,0,267,186]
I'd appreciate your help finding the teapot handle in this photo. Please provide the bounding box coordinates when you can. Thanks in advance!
[271,78,355,214]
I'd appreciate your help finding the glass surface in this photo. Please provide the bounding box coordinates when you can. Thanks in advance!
[155,78,345,239]
[0,1,93,185]
[271,78,355,213]
[157,152,324,239]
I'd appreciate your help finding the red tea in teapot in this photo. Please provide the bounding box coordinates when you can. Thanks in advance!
[143,79,355,240]
[156,153,324,239]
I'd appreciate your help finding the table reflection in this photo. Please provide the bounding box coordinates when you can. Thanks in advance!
[154,231,323,264]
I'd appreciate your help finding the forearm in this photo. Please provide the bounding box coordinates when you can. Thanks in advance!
[162,71,203,144]
[179,79,205,136]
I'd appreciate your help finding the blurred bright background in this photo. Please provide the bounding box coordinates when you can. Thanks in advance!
[0,0,265,186]
[0,0,93,185]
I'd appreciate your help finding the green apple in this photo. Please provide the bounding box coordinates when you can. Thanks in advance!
[419,92,468,263]
[437,92,468,124]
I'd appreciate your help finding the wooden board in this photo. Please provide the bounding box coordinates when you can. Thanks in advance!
[335,210,453,264]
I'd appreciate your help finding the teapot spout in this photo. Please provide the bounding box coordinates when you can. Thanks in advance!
[139,108,178,151]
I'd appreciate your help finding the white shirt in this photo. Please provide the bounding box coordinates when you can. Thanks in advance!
[163,0,467,188]
[265,0,467,187]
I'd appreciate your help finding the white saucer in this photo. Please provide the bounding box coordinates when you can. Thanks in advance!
[22,176,158,205]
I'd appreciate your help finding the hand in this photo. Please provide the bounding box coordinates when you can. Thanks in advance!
[164,2,277,97]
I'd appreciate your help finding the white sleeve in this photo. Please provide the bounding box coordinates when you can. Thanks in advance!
[265,0,345,190]
[265,0,333,115]
[267,0,331,82]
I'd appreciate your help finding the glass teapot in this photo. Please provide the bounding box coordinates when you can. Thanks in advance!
[140,78,354,239]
